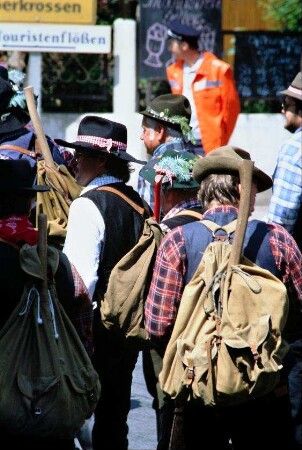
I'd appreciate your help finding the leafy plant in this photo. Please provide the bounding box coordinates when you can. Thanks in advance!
[257,0,302,31]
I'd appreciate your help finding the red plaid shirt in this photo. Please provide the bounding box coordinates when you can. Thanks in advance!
[145,206,302,339]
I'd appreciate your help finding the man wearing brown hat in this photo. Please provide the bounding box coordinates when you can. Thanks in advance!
[56,115,149,450]
[145,146,302,449]
[137,93,198,213]
[267,72,302,253]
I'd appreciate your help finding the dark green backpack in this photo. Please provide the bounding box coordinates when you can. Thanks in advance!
[0,241,101,439]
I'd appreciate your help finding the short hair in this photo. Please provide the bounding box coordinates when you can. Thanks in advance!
[105,154,133,183]
[197,174,240,212]
[142,116,184,140]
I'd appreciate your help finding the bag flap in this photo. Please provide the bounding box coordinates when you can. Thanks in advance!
[224,315,270,350]
[18,373,60,399]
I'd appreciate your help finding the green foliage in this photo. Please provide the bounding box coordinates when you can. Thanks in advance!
[257,0,302,31]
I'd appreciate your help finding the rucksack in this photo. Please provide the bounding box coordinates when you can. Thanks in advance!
[0,215,101,438]
[159,219,289,407]
[98,186,165,348]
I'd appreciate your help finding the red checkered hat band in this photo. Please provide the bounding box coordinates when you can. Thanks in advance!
[76,135,127,151]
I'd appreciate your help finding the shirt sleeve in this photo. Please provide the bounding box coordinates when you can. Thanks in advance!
[144,227,186,339]
[137,174,154,211]
[268,223,302,305]
[63,196,104,300]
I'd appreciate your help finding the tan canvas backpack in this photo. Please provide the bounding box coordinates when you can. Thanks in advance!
[159,219,289,407]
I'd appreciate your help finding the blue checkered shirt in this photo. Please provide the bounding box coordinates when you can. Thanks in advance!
[266,127,302,234]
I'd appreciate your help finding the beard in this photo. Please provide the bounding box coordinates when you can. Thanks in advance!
[284,121,298,133]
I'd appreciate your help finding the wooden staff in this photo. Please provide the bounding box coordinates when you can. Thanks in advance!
[228,159,254,268]
[24,85,56,169]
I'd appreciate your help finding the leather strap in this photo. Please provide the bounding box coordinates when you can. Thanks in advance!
[175,210,203,220]
[97,186,145,216]
[0,144,37,158]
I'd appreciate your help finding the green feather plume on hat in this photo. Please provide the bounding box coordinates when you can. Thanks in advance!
[162,108,196,144]
[155,155,199,186]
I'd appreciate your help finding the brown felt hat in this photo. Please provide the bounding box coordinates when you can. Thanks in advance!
[278,72,302,101]
[192,146,272,193]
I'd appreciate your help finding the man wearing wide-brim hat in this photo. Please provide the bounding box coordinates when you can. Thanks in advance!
[266,72,302,252]
[266,72,302,449]
[137,92,199,213]
[55,115,150,450]
[145,145,302,449]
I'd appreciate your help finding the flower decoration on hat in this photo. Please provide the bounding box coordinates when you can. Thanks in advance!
[147,106,196,144]
[154,155,198,186]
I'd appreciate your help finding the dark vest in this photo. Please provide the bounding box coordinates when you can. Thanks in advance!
[82,183,145,297]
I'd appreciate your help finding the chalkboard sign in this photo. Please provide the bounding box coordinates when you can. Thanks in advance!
[234,32,302,99]
[139,0,222,79]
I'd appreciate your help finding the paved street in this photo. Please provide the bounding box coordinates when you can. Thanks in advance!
[128,353,157,450]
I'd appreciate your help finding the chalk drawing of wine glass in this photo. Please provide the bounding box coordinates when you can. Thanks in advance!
[144,23,167,68]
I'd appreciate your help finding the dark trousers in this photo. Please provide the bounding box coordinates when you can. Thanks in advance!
[92,315,139,450]
[283,339,302,449]
[143,346,175,450]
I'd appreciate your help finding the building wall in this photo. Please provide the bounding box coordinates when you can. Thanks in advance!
[43,111,289,220]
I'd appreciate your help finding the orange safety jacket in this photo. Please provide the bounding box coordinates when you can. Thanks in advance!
[166,52,241,154]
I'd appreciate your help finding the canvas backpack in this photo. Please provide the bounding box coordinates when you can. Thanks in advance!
[159,219,289,407]
[98,186,165,348]
[0,216,101,438]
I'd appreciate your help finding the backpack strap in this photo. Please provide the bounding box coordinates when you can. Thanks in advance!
[0,144,37,158]
[174,210,203,220]
[201,219,237,236]
[97,186,145,216]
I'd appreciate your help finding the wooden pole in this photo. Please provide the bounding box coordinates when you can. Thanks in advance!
[227,159,254,268]
[24,85,56,169]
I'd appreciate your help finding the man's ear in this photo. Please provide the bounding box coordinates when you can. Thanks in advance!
[156,124,166,140]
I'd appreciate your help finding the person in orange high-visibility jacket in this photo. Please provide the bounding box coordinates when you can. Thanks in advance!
[166,21,241,155]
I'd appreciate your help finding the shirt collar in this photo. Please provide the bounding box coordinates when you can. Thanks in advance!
[162,199,201,221]
[80,175,123,195]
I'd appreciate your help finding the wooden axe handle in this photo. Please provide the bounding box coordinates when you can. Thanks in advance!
[228,159,254,268]
[24,86,56,169]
